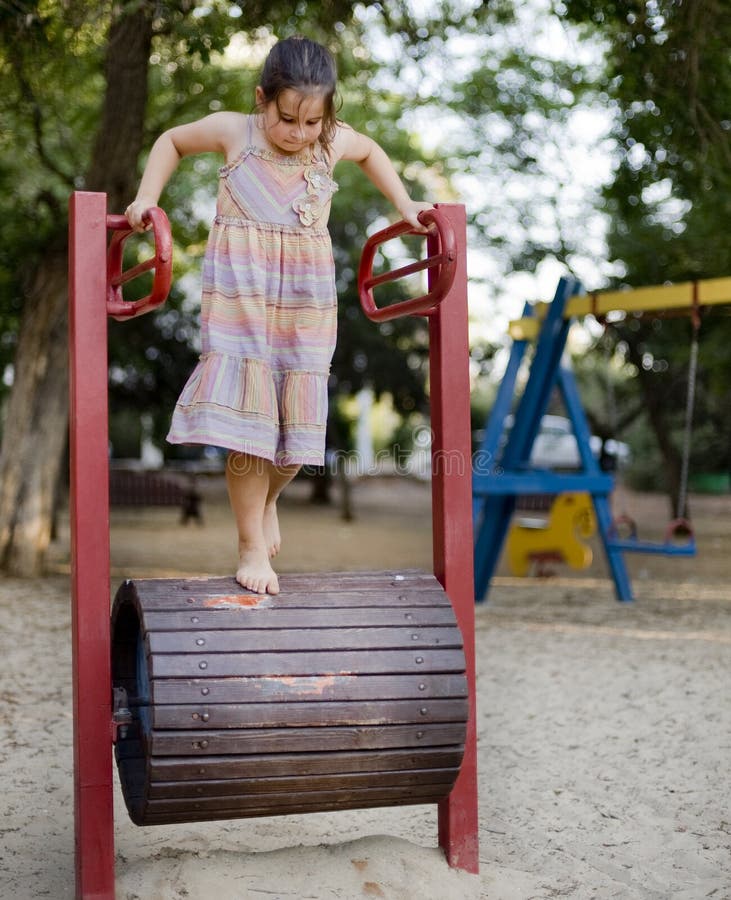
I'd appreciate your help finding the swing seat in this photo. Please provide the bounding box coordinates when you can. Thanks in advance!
[607,516,697,556]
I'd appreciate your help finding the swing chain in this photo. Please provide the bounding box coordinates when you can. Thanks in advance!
[676,311,700,520]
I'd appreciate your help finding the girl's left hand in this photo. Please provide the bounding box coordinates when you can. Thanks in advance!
[125,198,155,233]
[400,201,435,234]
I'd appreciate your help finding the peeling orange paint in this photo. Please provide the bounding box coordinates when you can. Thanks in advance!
[262,674,347,695]
[201,594,269,609]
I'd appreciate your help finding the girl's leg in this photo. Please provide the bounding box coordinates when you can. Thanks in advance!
[263,463,300,557]
[226,452,279,594]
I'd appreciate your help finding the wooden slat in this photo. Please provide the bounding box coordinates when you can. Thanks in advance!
[279,570,438,591]
[148,626,463,655]
[114,571,450,610]
[144,781,450,817]
[148,747,465,781]
[151,697,469,729]
[150,722,465,756]
[143,605,458,632]
[120,766,459,800]
[151,673,468,705]
[133,589,451,612]
[150,648,465,679]
[138,791,449,825]
[131,569,435,591]
[146,767,459,800]
[122,569,437,596]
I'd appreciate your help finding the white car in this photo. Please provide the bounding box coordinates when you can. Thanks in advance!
[478,414,630,471]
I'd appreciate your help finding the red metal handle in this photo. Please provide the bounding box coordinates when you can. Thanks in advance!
[357,207,457,323]
[106,207,173,320]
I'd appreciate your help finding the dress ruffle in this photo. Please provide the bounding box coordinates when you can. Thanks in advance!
[168,352,330,465]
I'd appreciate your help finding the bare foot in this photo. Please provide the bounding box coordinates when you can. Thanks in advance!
[263,501,281,558]
[236,542,280,594]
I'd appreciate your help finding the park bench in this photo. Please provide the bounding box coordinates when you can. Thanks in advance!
[109,468,202,524]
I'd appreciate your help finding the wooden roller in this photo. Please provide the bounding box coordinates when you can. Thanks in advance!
[111,570,468,826]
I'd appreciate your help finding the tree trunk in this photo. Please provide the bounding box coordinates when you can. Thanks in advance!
[84,6,154,210]
[0,249,69,574]
[0,5,153,574]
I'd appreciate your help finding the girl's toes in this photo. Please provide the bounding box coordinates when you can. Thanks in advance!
[265,573,280,595]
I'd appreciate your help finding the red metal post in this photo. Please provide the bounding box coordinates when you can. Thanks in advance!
[69,191,116,899]
[430,204,479,873]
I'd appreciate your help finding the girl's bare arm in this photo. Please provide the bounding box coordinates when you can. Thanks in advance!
[126,112,245,230]
[333,124,433,230]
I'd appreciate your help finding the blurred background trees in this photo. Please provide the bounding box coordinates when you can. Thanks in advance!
[563,0,731,507]
[1,0,729,574]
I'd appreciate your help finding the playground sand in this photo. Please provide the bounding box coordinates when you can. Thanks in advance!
[1,476,730,899]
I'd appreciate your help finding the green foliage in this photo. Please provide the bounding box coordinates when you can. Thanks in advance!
[0,2,101,384]
[0,1,638,466]
[559,0,731,486]
[2,1,517,452]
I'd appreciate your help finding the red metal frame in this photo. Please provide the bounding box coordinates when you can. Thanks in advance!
[358,204,478,872]
[428,207,479,872]
[68,194,477,899]
[69,191,115,899]
[69,195,174,899]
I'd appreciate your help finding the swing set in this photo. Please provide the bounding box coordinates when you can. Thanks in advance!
[473,273,729,603]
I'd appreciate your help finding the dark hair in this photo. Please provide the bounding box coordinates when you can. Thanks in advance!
[257,36,339,149]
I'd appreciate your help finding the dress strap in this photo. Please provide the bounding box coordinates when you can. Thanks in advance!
[311,140,332,174]
[218,117,255,177]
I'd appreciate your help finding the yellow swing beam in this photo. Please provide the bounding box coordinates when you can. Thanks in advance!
[509,275,731,341]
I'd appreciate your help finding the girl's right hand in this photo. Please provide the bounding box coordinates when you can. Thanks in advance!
[399,200,435,234]
[125,199,155,232]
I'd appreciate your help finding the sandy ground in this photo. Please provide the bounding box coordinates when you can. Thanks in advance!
[1,475,730,899]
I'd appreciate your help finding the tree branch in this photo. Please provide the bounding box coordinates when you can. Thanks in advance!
[8,51,75,188]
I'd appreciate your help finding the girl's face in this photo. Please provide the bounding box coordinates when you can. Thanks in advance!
[256,87,326,155]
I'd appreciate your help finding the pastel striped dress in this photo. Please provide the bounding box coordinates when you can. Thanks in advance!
[167,117,338,466]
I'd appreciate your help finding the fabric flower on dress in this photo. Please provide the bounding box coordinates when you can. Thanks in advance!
[293,160,338,227]
[292,195,320,227]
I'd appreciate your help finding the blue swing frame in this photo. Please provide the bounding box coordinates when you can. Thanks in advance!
[472,276,696,604]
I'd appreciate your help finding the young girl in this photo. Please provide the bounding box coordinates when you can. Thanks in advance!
[125,35,433,595]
